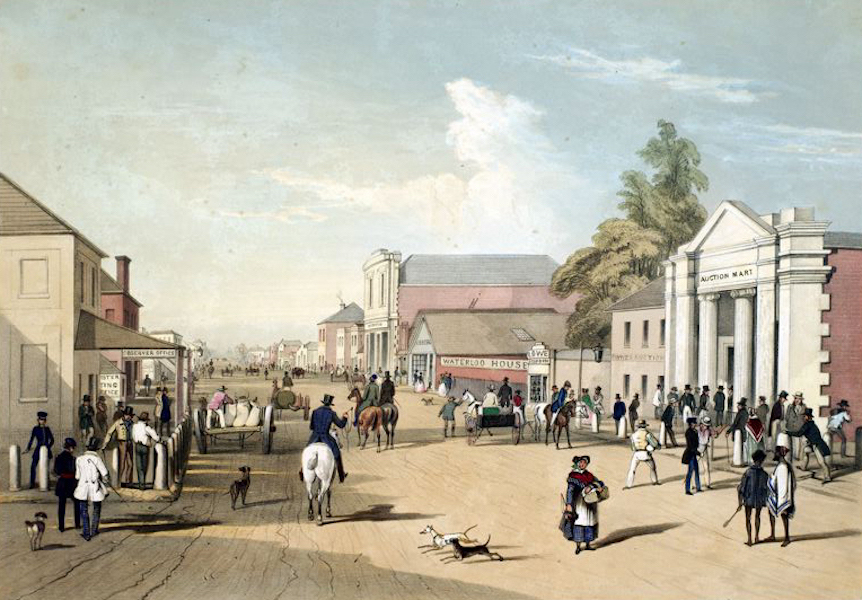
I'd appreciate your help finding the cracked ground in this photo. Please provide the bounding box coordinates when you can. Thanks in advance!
[1,375,861,600]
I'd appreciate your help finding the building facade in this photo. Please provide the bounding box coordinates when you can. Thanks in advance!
[100,256,143,396]
[664,201,862,426]
[317,302,364,372]
[362,249,401,374]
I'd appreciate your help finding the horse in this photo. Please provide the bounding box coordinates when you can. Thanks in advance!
[349,387,383,452]
[301,443,335,525]
[380,403,399,450]
[546,401,577,449]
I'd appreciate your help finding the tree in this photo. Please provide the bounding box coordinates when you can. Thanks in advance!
[554,120,708,348]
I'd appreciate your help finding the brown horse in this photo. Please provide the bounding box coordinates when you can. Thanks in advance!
[545,401,577,449]
[349,387,382,452]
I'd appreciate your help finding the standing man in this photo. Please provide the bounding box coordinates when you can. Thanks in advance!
[282,371,293,389]
[737,449,769,546]
[79,395,95,447]
[625,419,661,488]
[498,377,513,408]
[102,407,134,485]
[661,398,678,447]
[788,408,832,483]
[784,392,807,462]
[726,399,749,463]
[680,385,696,425]
[74,437,109,542]
[756,397,770,429]
[593,386,605,428]
[380,371,396,407]
[699,386,711,420]
[54,438,80,532]
[652,384,664,421]
[132,412,160,490]
[143,374,152,396]
[438,396,461,437]
[95,396,109,440]
[827,400,852,458]
[698,416,722,489]
[682,417,702,495]
[770,391,788,449]
[767,433,796,547]
[307,395,349,482]
[628,393,641,433]
[713,385,726,426]
[612,394,626,431]
[25,411,54,489]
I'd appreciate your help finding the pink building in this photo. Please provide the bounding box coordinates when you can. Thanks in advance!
[317,302,364,372]
[101,256,143,396]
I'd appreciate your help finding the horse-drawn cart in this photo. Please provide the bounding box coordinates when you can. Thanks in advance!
[192,405,275,455]
[464,406,523,445]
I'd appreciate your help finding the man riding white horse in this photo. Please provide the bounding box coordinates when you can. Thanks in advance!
[306,394,349,483]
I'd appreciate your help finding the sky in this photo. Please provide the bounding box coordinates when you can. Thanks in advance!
[1,1,861,352]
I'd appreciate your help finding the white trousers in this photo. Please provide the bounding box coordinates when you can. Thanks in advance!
[698,444,712,486]
[626,451,658,487]
[802,445,831,481]
[207,408,226,428]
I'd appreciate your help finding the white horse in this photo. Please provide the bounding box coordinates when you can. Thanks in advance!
[461,390,481,416]
[301,443,336,525]
[532,402,550,440]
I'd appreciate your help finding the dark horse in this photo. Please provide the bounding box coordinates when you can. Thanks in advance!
[380,402,399,450]
[545,401,577,449]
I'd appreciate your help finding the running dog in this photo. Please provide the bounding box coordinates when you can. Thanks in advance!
[229,466,251,510]
[25,512,48,551]
[419,524,478,552]
[420,398,434,406]
[443,536,504,563]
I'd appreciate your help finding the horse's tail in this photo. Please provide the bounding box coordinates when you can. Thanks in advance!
[305,449,319,472]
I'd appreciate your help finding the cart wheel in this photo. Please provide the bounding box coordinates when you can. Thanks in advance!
[512,425,521,445]
[262,405,274,454]
[193,409,207,454]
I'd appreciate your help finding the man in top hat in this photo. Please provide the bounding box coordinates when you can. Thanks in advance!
[131,412,160,489]
[726,398,750,461]
[612,394,626,430]
[788,408,831,483]
[308,394,349,482]
[498,377,513,408]
[680,385,696,425]
[102,406,135,484]
[784,392,808,462]
[625,419,661,489]
[770,391,789,448]
[698,385,711,419]
[767,433,796,547]
[380,371,396,407]
[682,417,702,495]
[79,395,95,447]
[356,373,380,426]
[827,400,852,458]
[661,396,679,447]
[25,411,54,489]
[713,385,727,426]
[54,438,80,532]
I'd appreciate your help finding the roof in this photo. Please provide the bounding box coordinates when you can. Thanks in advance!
[100,269,143,306]
[825,231,862,250]
[318,302,364,324]
[100,356,123,375]
[413,310,569,355]
[304,341,319,350]
[608,277,666,312]
[75,311,178,351]
[0,172,107,257]
[399,254,559,285]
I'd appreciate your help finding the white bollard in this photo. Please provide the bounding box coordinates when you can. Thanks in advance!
[591,412,600,433]
[111,447,120,487]
[172,433,180,482]
[146,445,155,484]
[733,430,744,466]
[166,438,176,487]
[659,421,667,446]
[38,446,49,491]
[154,444,167,491]
[9,445,21,491]
[617,418,628,439]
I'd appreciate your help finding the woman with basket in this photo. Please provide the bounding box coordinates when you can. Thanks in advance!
[562,455,609,554]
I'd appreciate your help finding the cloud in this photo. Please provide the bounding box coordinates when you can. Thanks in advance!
[529,48,769,104]
[217,206,328,223]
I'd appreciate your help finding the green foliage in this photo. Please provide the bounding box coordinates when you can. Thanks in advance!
[554,120,709,348]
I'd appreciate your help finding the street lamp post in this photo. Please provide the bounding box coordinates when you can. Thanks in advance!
[576,342,605,397]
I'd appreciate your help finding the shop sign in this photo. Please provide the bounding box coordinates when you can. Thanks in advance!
[527,343,550,365]
[122,349,176,359]
[100,373,122,398]
[440,356,528,371]
[611,353,665,363]
[698,266,755,287]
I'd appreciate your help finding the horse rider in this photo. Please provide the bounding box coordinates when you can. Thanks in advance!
[551,381,572,424]
[380,371,396,407]
[307,394,349,483]
[356,373,380,425]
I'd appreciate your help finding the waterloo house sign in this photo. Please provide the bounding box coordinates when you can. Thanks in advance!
[440,356,528,371]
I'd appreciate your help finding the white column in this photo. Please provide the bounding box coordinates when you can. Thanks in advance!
[755,282,777,402]
[618,418,628,438]
[154,443,167,490]
[697,292,720,391]
[732,288,756,404]
[674,293,697,388]
[9,445,21,491]
[111,447,120,487]
[38,446,49,491]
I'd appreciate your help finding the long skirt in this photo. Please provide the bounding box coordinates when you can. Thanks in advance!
[564,521,598,543]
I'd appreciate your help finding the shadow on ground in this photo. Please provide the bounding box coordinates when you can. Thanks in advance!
[325,504,441,525]
[594,522,683,549]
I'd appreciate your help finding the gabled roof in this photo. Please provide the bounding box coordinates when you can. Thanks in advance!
[100,269,143,306]
[608,277,666,312]
[0,172,107,257]
[825,231,862,250]
[413,310,569,355]
[75,311,177,351]
[318,302,364,325]
[399,254,559,286]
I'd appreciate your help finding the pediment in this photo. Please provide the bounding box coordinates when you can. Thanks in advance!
[684,201,775,253]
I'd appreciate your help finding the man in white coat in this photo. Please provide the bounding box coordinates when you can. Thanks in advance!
[482,384,499,408]
[652,384,664,421]
[74,437,110,541]
[625,419,661,488]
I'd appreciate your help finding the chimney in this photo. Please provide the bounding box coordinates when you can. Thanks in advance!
[115,255,131,293]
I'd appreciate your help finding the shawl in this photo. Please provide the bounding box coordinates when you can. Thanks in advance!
[569,469,595,486]
[746,418,765,442]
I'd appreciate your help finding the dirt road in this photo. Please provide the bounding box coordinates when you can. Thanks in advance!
[2,375,860,600]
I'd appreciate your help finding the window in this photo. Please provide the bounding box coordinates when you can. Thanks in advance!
[91,267,97,306]
[623,322,632,348]
[105,308,115,321]
[642,320,650,348]
[511,328,535,342]
[368,278,373,308]
[658,375,665,390]
[21,344,48,399]
[19,258,49,298]
[123,310,130,328]
[79,261,85,303]
[641,375,648,399]
[660,319,666,347]
[379,273,385,308]
[623,374,630,399]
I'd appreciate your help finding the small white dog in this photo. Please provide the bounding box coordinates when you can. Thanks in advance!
[419,524,478,553]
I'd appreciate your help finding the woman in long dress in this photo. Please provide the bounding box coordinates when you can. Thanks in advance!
[563,455,605,554]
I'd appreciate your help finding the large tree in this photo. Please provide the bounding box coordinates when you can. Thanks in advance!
[553,120,708,348]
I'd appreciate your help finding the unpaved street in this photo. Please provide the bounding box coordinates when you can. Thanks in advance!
[2,375,860,600]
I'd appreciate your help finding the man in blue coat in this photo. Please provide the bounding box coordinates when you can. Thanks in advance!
[308,395,350,482]
[25,411,54,489]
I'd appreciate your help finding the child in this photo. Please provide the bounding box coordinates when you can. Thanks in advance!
[438,396,461,437]
[738,449,769,546]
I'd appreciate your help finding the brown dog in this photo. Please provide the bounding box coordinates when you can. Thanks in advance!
[25,512,48,551]
[442,536,504,563]
[229,466,251,509]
